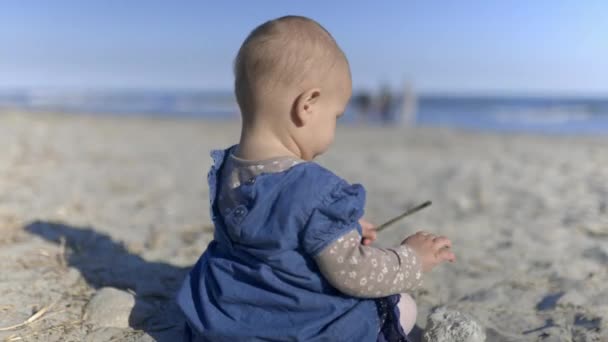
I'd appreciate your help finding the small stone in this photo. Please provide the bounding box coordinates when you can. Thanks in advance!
[422,306,486,342]
[63,267,82,287]
[85,287,135,329]
[580,222,608,237]
[557,290,587,307]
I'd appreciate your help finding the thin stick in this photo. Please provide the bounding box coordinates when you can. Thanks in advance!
[0,301,57,332]
[376,201,432,232]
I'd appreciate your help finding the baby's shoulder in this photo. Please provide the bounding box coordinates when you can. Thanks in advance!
[281,162,343,199]
[276,162,362,209]
[282,163,366,255]
[293,162,341,183]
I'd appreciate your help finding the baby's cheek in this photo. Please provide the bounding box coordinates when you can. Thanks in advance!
[315,129,329,146]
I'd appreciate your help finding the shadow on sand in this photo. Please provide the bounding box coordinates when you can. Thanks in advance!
[25,220,189,341]
[24,220,428,341]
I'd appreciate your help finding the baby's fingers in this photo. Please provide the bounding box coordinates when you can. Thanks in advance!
[359,219,375,231]
[435,247,456,263]
[362,237,374,246]
[432,236,452,250]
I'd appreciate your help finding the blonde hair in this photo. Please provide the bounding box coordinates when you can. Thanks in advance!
[233,16,346,118]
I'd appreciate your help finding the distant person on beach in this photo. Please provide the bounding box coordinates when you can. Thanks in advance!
[399,82,417,126]
[177,16,456,341]
[378,85,393,123]
[353,91,372,121]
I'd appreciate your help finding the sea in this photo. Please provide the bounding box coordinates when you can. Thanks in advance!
[1,89,607,135]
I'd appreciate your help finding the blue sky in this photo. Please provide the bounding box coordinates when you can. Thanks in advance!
[1,1,606,95]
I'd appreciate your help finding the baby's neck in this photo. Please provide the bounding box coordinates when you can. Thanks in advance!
[236,124,301,161]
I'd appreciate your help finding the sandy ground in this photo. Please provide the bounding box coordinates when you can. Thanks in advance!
[0,110,606,341]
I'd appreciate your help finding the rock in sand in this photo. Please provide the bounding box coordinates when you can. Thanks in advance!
[422,306,486,342]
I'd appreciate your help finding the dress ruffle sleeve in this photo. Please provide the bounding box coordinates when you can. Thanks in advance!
[302,180,366,257]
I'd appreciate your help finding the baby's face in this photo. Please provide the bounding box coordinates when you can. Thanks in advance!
[305,66,352,159]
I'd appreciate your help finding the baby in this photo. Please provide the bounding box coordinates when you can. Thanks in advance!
[177,15,455,341]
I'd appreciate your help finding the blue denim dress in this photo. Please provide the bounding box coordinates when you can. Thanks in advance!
[177,147,409,341]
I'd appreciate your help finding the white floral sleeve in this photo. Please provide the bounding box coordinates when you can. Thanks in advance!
[314,229,423,298]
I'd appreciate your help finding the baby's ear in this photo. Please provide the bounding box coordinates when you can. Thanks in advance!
[292,88,321,127]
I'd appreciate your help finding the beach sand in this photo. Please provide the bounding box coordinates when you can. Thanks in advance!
[0,110,606,341]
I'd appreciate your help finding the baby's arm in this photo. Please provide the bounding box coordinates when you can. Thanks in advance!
[314,229,423,298]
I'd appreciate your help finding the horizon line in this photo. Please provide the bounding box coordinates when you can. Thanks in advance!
[0,86,606,100]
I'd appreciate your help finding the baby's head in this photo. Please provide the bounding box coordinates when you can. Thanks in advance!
[234,16,352,160]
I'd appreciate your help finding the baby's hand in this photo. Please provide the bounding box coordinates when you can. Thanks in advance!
[402,231,455,272]
[359,218,377,246]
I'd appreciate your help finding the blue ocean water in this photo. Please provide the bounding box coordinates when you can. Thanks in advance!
[415,96,608,134]
[1,90,607,135]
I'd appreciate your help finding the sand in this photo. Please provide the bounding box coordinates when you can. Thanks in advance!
[0,110,606,341]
